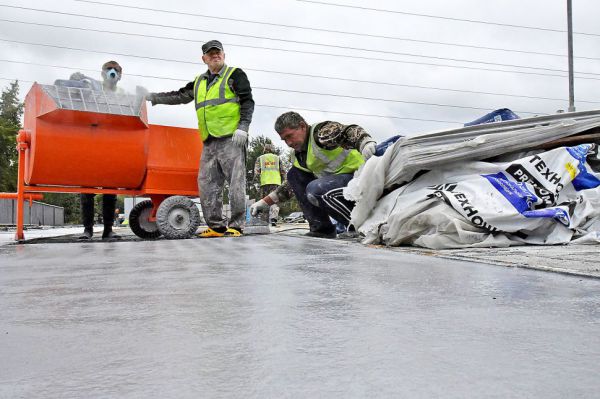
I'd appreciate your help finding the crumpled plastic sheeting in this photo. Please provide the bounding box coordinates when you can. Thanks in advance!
[347,112,600,230]
[347,140,600,249]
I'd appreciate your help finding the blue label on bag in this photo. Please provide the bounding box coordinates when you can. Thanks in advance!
[566,145,600,191]
[483,172,570,225]
[483,172,537,213]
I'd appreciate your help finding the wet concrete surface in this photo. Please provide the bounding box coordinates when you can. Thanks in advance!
[1,234,600,398]
[5,224,600,278]
[400,245,600,278]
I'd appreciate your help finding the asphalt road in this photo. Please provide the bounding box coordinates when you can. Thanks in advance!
[1,234,599,398]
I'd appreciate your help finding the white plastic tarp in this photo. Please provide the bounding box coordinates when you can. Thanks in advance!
[346,143,600,249]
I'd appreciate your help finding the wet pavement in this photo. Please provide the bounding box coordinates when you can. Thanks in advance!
[1,234,599,398]
[0,226,104,245]
[399,245,600,278]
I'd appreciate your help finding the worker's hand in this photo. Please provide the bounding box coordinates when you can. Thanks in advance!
[360,140,377,161]
[232,129,248,147]
[136,86,155,103]
[250,199,269,216]
[136,85,149,97]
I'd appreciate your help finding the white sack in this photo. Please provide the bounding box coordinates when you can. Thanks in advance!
[352,144,600,249]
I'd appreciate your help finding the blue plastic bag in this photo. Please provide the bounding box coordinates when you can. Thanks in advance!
[464,108,520,127]
[375,135,403,156]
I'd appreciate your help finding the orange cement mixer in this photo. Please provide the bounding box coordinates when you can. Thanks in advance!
[6,82,203,240]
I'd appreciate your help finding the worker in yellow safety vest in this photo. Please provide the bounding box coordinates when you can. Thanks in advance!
[250,111,377,239]
[254,144,285,226]
[146,40,255,238]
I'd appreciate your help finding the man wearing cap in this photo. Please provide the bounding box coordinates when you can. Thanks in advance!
[69,61,124,240]
[254,143,285,226]
[250,111,377,239]
[146,40,254,237]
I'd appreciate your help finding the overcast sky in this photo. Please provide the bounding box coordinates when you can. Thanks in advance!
[1,0,599,148]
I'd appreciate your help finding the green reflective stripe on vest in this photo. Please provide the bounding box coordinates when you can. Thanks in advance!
[194,66,241,141]
[259,153,282,186]
[293,123,364,177]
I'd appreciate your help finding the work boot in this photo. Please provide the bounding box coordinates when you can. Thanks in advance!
[224,227,243,237]
[78,228,93,240]
[304,230,337,239]
[102,228,121,241]
[197,227,227,238]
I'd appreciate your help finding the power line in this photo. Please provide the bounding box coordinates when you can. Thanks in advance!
[256,87,543,115]
[0,9,578,75]
[0,76,463,124]
[0,59,544,115]
[4,36,600,83]
[256,104,462,123]
[297,0,600,37]
[73,0,600,61]
[5,58,597,106]
[1,7,599,77]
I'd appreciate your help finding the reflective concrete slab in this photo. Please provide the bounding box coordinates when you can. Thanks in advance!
[1,235,599,398]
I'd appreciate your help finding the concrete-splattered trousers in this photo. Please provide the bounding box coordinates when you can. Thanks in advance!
[198,136,247,231]
[287,166,355,235]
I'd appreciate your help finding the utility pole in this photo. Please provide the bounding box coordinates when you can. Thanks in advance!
[567,0,575,112]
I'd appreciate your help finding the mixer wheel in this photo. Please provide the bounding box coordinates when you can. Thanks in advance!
[156,196,201,239]
[129,200,162,239]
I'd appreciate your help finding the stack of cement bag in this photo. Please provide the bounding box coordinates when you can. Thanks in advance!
[346,110,600,249]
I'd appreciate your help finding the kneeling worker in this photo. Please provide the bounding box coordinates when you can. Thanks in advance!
[250,111,377,238]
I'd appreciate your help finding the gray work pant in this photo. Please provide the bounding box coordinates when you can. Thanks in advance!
[198,137,247,230]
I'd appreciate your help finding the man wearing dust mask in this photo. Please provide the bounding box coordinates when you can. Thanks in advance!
[70,61,124,240]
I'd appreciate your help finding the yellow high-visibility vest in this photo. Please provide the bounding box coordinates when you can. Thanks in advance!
[259,153,282,186]
[194,66,240,141]
[293,123,364,177]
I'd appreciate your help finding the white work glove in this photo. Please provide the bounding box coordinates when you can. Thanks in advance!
[360,140,377,160]
[136,85,148,97]
[232,129,248,147]
[136,86,156,103]
[250,199,269,216]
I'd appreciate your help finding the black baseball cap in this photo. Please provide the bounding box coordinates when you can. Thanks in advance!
[202,40,224,54]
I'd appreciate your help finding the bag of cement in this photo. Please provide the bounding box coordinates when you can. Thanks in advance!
[352,144,600,249]
[346,111,600,233]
